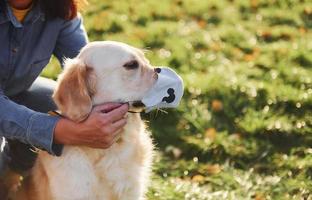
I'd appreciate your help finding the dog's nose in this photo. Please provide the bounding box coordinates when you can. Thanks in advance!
[154,68,161,73]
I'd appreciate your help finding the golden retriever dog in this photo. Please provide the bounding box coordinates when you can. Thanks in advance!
[12,41,157,200]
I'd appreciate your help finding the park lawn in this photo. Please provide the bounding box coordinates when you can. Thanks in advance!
[42,0,312,199]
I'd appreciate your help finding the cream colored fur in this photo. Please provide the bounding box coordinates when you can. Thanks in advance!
[13,41,156,200]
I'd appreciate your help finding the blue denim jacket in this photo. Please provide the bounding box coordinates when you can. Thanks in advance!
[0,1,88,155]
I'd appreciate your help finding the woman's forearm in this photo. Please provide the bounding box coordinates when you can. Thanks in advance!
[54,118,81,145]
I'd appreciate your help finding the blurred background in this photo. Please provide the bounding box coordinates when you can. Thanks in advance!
[42,0,312,199]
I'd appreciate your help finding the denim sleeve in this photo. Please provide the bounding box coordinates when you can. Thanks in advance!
[53,14,88,66]
[0,90,62,156]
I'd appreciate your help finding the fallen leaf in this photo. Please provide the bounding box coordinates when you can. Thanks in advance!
[304,7,312,16]
[211,42,222,51]
[197,19,206,28]
[211,100,223,112]
[244,54,255,62]
[250,0,259,9]
[192,175,205,182]
[259,31,273,41]
[206,164,221,174]
[205,128,216,140]
[254,193,266,200]
[299,27,307,34]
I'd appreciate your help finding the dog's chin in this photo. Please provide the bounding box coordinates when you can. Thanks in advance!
[128,100,146,113]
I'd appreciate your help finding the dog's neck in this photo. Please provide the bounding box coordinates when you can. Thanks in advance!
[75,112,143,164]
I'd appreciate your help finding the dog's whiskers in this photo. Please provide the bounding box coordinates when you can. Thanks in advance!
[157,108,168,114]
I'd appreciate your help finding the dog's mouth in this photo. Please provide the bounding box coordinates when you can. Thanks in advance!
[128,100,146,113]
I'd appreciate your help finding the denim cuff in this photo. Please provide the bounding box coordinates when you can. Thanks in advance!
[26,113,63,156]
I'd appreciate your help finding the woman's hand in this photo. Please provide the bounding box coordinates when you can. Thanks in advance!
[54,103,129,149]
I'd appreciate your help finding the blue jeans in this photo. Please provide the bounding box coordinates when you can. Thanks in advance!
[0,77,57,177]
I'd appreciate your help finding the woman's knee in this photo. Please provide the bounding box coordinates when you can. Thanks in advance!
[10,77,57,113]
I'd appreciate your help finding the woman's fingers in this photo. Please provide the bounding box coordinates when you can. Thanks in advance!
[100,118,127,147]
[111,118,127,133]
[93,102,123,113]
[101,104,129,123]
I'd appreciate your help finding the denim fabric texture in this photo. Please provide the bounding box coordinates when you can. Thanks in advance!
[0,77,59,177]
[0,0,88,155]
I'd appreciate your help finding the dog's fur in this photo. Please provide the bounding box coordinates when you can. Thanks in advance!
[13,41,157,200]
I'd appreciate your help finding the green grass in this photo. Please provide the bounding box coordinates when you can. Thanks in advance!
[42,0,312,199]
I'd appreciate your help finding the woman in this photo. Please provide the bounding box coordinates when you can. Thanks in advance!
[0,0,129,197]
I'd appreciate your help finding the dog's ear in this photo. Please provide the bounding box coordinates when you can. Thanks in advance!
[53,58,96,122]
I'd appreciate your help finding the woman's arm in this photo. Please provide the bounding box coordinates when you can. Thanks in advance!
[0,89,61,155]
[53,14,88,64]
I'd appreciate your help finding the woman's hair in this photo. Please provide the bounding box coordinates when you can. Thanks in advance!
[39,0,86,20]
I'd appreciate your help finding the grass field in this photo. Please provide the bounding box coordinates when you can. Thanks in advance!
[42,0,312,199]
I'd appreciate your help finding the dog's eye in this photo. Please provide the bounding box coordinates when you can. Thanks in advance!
[123,60,139,70]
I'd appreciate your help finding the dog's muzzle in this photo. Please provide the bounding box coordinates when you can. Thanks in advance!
[128,67,184,113]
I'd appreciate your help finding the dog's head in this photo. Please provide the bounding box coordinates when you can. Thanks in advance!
[53,41,157,122]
